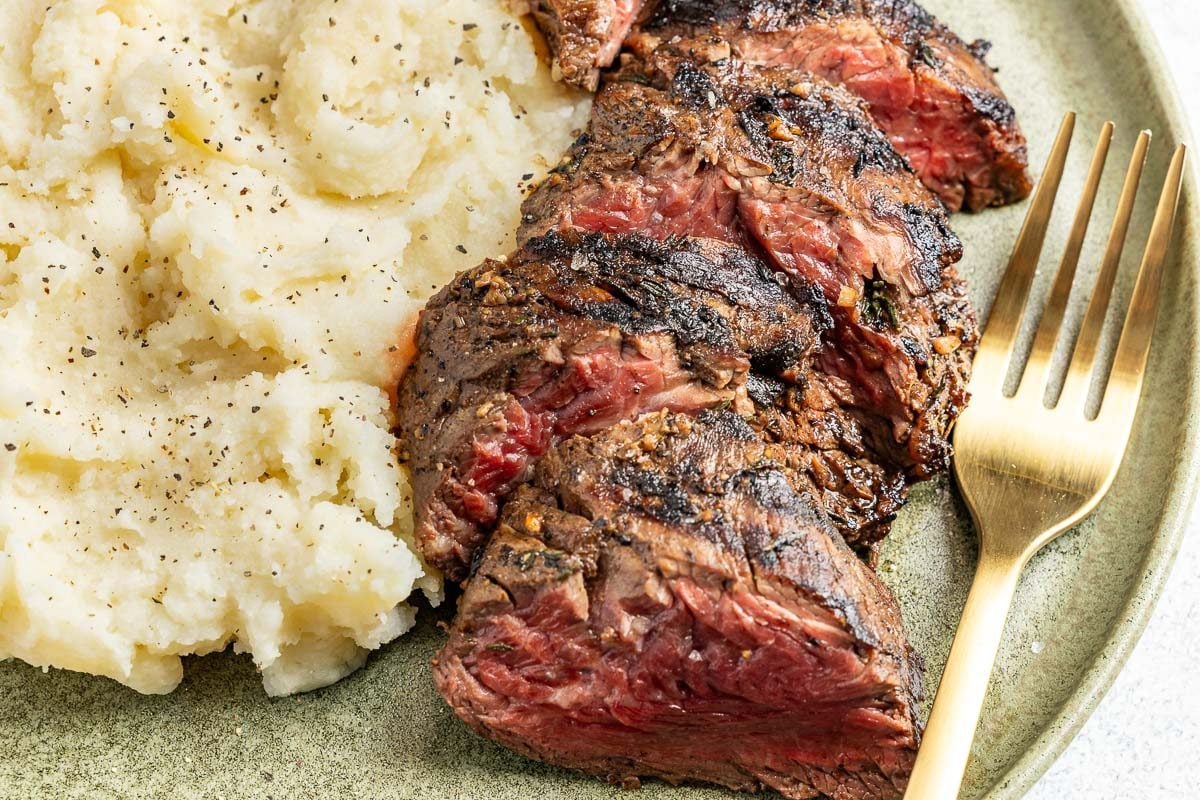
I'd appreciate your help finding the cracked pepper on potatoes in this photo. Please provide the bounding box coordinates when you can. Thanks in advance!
[0,0,587,695]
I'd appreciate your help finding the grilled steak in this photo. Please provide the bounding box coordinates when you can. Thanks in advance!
[522,59,976,484]
[434,410,923,800]
[396,232,825,581]
[393,3,1032,791]
[627,0,1031,211]
[529,0,1030,209]
[533,0,650,91]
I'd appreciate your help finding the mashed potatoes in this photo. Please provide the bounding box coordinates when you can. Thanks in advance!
[0,0,587,694]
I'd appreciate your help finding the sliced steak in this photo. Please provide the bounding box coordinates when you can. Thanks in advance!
[434,410,923,800]
[532,0,650,91]
[522,59,976,482]
[396,232,823,581]
[630,0,1032,211]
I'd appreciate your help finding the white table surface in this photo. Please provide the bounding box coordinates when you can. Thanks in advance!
[1025,2,1200,797]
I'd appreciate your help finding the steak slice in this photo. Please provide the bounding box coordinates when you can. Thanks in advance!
[522,59,976,481]
[434,410,923,800]
[531,0,650,91]
[396,232,823,581]
[631,0,1032,211]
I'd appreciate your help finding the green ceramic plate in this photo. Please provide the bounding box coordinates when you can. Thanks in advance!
[1,0,1195,797]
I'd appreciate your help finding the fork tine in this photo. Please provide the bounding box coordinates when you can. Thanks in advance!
[1097,144,1188,427]
[1057,130,1153,412]
[970,113,1075,394]
[1016,122,1114,404]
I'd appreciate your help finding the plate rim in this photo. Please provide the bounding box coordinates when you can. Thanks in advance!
[983,1,1200,796]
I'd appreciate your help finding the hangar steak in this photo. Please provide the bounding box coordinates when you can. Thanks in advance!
[393,0,1031,796]
[434,411,924,800]
[531,0,1031,211]
[398,233,826,582]
[632,0,1032,211]
[521,57,976,485]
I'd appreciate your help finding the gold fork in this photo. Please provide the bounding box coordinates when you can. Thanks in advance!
[903,113,1188,800]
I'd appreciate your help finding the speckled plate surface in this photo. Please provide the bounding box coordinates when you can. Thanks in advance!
[1,0,1196,798]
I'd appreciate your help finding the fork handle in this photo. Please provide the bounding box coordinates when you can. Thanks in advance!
[904,543,1026,800]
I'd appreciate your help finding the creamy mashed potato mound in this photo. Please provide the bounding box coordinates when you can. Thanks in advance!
[0,0,587,694]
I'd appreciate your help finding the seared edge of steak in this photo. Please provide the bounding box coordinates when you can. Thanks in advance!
[532,0,649,91]
[434,410,923,800]
[396,232,823,580]
[746,373,908,546]
[634,0,1032,211]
